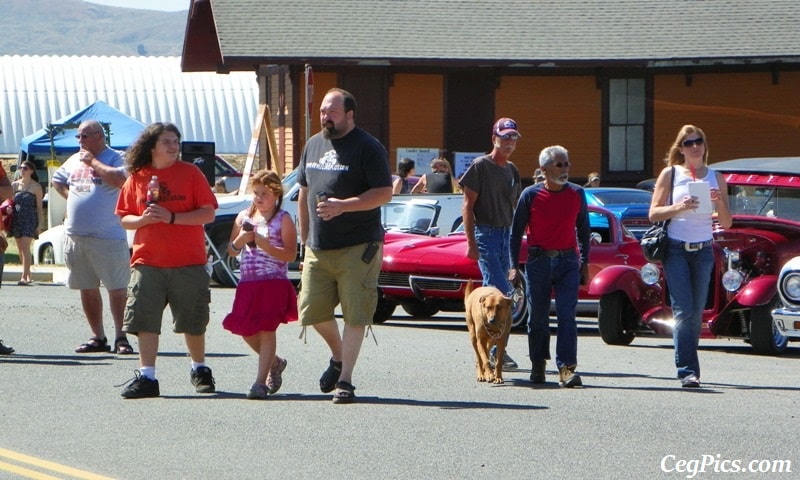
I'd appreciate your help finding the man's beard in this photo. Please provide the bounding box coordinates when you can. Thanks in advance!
[322,122,338,139]
[551,174,569,186]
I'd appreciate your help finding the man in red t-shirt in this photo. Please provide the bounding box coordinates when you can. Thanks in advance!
[510,145,590,388]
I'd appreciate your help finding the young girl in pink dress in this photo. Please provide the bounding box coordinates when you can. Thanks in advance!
[222,170,298,399]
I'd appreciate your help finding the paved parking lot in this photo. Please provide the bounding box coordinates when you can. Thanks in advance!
[1,277,799,479]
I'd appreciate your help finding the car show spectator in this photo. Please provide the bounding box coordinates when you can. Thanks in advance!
[223,170,298,400]
[648,125,731,388]
[297,88,393,404]
[584,171,601,188]
[392,157,416,194]
[115,122,218,399]
[411,158,456,194]
[0,162,14,354]
[459,117,523,370]
[51,120,131,355]
[10,161,44,285]
[511,145,591,388]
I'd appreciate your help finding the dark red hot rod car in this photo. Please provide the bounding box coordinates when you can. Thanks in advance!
[589,157,800,355]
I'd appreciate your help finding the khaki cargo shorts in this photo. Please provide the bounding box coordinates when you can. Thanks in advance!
[298,242,382,327]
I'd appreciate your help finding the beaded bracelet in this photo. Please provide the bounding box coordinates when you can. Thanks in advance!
[229,241,242,253]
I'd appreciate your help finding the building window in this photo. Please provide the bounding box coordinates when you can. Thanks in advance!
[608,78,645,172]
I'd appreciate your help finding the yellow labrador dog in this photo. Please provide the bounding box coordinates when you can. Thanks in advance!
[464,281,513,384]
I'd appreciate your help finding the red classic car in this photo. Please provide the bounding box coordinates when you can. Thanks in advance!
[589,157,800,355]
[375,205,648,327]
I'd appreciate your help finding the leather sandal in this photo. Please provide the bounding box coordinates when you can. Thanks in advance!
[332,381,356,404]
[114,336,135,355]
[75,337,111,353]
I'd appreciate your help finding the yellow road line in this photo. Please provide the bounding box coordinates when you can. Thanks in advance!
[0,448,115,480]
[0,460,63,480]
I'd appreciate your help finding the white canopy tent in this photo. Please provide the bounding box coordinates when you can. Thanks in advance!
[0,55,259,155]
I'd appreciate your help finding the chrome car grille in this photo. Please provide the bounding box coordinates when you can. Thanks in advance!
[378,272,411,288]
[378,272,466,292]
[410,276,464,292]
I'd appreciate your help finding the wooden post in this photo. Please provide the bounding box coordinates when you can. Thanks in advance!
[237,104,280,195]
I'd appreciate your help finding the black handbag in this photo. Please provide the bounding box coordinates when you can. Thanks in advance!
[640,167,674,262]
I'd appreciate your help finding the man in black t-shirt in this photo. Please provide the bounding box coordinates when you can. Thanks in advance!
[297,88,393,404]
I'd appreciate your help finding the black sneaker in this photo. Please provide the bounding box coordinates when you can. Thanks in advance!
[120,371,160,399]
[0,340,14,355]
[319,358,342,393]
[191,366,216,393]
[530,360,546,384]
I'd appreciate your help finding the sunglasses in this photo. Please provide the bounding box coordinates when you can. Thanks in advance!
[20,165,30,171]
[681,137,704,148]
[497,133,520,141]
[75,132,98,139]
[551,161,570,168]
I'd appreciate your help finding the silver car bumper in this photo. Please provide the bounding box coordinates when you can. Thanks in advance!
[771,308,800,338]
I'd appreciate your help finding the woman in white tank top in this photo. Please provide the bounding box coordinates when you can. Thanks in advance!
[648,125,732,389]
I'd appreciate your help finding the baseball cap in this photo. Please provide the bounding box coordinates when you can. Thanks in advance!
[493,118,521,137]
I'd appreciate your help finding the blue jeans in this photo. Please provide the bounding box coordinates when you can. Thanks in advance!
[474,225,512,295]
[525,250,580,368]
[662,240,714,380]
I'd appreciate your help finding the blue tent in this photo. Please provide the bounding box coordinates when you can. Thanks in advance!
[19,100,146,158]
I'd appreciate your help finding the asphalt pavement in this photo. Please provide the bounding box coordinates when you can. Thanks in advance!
[1,272,799,479]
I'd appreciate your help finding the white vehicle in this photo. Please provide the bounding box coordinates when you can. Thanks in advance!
[206,168,464,287]
[33,226,135,265]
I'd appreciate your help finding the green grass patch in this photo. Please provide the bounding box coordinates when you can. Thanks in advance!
[3,238,20,265]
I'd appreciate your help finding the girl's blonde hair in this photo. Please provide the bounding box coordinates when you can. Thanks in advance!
[247,169,284,218]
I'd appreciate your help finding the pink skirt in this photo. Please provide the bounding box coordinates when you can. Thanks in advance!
[222,279,298,337]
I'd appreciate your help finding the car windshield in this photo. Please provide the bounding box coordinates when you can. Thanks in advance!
[381,202,438,232]
[282,168,297,191]
[588,189,653,205]
[728,185,800,221]
[214,157,238,176]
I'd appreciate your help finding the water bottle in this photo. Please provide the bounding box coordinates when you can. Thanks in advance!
[256,218,269,243]
[146,176,159,205]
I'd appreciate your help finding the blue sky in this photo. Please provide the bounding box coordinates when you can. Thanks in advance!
[86,0,189,11]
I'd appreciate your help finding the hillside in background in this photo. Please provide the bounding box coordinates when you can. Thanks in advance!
[2,0,186,56]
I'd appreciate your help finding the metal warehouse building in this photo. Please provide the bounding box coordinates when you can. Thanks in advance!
[0,55,259,155]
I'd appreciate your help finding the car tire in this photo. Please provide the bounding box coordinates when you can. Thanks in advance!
[510,273,528,330]
[749,296,788,355]
[373,298,397,324]
[401,300,439,318]
[598,291,637,346]
[40,244,55,265]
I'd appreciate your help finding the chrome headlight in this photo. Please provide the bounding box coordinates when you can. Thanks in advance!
[640,263,661,285]
[722,269,744,292]
[781,272,800,302]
